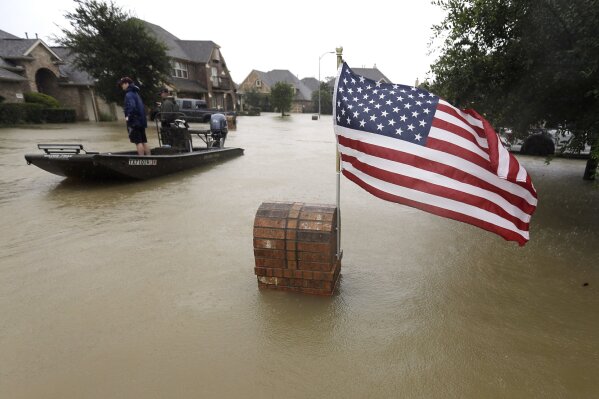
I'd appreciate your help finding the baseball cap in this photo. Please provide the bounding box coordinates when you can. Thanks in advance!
[117,76,133,86]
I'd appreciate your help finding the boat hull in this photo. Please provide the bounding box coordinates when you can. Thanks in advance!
[25,147,244,180]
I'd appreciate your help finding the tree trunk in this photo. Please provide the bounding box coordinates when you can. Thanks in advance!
[583,155,598,180]
[583,137,598,180]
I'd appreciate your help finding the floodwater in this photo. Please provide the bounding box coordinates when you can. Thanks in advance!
[1,114,598,398]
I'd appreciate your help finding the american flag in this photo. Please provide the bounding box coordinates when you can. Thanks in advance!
[333,63,537,245]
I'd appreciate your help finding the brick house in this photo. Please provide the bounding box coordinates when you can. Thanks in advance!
[0,29,114,121]
[238,69,314,113]
[1,21,237,121]
[141,21,236,111]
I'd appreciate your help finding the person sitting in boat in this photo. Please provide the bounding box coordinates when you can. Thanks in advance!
[119,77,150,156]
[159,88,179,127]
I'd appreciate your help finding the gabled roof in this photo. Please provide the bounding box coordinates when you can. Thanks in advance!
[351,66,391,83]
[51,47,94,86]
[0,38,38,58]
[177,40,217,63]
[253,69,313,101]
[0,29,93,87]
[326,66,391,88]
[301,77,320,92]
[0,29,19,39]
[140,20,218,63]
[0,37,62,61]
[0,66,27,82]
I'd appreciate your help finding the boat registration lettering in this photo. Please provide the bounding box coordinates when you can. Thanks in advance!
[45,154,73,158]
[128,159,157,166]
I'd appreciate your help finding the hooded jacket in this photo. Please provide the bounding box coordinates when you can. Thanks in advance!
[123,84,147,129]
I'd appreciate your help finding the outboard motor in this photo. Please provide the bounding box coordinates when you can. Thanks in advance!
[209,113,228,148]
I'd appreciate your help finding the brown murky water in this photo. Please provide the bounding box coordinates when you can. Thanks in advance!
[1,114,598,398]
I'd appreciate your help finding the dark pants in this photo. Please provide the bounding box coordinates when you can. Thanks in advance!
[128,127,147,144]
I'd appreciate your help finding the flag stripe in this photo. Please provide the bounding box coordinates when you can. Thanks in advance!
[426,137,493,171]
[340,152,532,230]
[339,144,532,222]
[341,163,530,244]
[337,126,538,205]
[429,123,490,160]
[434,106,489,148]
[438,100,484,131]
[338,136,537,217]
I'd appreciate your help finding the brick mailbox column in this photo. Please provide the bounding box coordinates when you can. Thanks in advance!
[253,202,341,296]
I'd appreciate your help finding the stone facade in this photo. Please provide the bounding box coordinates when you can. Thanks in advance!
[0,33,105,121]
[0,81,27,102]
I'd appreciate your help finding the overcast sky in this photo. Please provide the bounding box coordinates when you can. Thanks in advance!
[0,0,447,85]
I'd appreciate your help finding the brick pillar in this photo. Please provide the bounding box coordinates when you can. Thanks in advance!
[253,202,341,296]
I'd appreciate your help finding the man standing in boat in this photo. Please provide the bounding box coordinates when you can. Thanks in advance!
[159,88,179,127]
[119,77,150,156]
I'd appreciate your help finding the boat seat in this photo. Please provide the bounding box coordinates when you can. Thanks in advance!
[38,144,84,154]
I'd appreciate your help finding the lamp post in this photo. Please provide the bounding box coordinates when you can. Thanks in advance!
[318,51,334,119]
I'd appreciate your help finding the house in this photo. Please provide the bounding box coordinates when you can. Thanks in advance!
[141,21,236,111]
[1,21,237,121]
[238,69,314,113]
[0,29,113,121]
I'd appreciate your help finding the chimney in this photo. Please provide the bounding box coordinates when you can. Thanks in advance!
[35,33,38,39]
[25,32,28,39]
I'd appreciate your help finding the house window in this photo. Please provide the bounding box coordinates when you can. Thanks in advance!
[211,67,219,87]
[171,61,188,79]
[256,80,262,87]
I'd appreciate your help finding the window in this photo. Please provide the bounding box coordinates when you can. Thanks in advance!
[211,67,219,87]
[171,61,188,79]
[182,100,192,109]
[256,80,262,87]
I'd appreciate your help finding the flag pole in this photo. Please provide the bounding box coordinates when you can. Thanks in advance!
[335,46,343,260]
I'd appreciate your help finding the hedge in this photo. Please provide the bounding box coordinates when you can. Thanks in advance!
[24,92,60,108]
[0,103,76,124]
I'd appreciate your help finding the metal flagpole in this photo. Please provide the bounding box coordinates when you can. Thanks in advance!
[335,46,343,260]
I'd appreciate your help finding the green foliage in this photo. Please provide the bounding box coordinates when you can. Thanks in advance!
[430,0,599,178]
[311,82,333,115]
[270,82,294,117]
[56,0,171,106]
[0,103,43,124]
[0,103,75,124]
[244,88,270,112]
[24,92,60,108]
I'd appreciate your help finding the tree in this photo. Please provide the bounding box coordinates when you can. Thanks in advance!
[430,0,599,180]
[56,0,171,106]
[311,82,333,115]
[244,87,270,112]
[270,82,294,117]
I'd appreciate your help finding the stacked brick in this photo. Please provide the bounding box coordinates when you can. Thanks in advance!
[253,202,341,296]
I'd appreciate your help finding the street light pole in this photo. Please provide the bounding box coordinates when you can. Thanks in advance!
[318,51,334,119]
